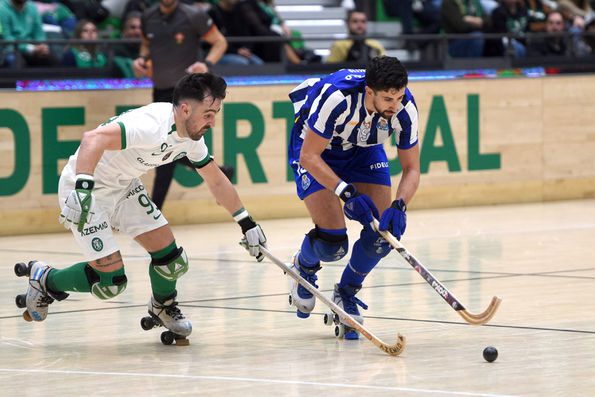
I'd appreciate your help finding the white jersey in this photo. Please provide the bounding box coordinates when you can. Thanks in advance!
[62,102,211,189]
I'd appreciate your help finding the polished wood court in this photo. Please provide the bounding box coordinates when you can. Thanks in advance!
[1,200,594,396]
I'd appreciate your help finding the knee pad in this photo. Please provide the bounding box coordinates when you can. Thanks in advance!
[359,226,392,259]
[307,226,349,262]
[151,246,189,281]
[85,265,127,300]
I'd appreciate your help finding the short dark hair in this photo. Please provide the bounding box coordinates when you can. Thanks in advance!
[172,73,227,105]
[347,9,367,22]
[365,56,408,92]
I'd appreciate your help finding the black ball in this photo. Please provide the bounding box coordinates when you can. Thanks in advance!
[483,346,498,362]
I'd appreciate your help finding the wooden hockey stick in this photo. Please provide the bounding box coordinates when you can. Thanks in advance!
[259,245,406,356]
[372,219,501,325]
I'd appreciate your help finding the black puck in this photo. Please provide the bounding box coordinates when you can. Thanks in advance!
[483,346,498,362]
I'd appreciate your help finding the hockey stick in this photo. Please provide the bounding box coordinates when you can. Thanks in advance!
[372,219,501,325]
[259,245,406,357]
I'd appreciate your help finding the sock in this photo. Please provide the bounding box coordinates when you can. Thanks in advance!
[149,240,177,302]
[46,262,91,293]
[298,227,346,268]
[339,239,382,291]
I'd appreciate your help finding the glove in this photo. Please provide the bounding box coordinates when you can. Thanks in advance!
[238,213,267,262]
[338,183,379,226]
[59,175,96,232]
[379,198,407,240]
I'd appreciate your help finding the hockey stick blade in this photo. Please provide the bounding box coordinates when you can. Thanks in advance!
[372,220,501,325]
[259,246,406,356]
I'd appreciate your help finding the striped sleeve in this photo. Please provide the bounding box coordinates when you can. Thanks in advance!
[307,84,348,139]
[393,101,419,149]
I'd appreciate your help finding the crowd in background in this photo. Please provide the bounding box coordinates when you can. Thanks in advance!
[0,0,594,71]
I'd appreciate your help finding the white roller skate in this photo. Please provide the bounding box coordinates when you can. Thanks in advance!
[288,251,322,318]
[141,292,192,345]
[14,260,68,322]
[327,283,368,340]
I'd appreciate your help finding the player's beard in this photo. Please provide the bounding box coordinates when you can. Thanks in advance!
[373,98,395,120]
[187,122,210,141]
[379,110,394,120]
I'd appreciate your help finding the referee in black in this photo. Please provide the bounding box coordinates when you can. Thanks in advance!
[133,0,232,210]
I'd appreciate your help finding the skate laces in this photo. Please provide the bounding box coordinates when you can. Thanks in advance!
[163,301,185,320]
[38,295,55,308]
[342,293,368,314]
[298,272,318,298]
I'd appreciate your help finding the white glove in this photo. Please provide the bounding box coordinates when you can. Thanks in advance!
[59,175,96,232]
[236,209,267,262]
[243,224,267,261]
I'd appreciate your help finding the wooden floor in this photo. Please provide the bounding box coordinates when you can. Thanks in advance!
[1,199,594,397]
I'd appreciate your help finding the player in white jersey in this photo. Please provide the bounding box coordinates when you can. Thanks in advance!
[287,56,421,339]
[14,73,267,344]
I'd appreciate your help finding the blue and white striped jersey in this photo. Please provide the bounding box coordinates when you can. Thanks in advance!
[289,68,419,151]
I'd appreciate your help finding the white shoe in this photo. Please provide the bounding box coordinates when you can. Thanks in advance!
[288,251,321,318]
[148,293,192,337]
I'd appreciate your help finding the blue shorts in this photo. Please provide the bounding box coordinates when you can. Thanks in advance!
[289,136,391,200]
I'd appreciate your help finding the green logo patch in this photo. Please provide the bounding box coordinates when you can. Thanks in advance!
[91,237,104,252]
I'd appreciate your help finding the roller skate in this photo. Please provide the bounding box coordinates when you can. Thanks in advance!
[287,251,322,318]
[323,283,368,340]
[14,261,68,322]
[140,292,192,346]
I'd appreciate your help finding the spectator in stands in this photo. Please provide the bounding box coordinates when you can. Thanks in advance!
[0,0,55,67]
[557,0,593,22]
[527,10,570,55]
[441,0,491,57]
[62,19,108,68]
[113,11,142,77]
[65,0,110,26]
[122,0,154,21]
[327,10,385,63]
[256,0,320,64]
[382,0,441,36]
[0,15,5,67]
[36,0,78,37]
[207,0,265,65]
[235,0,300,63]
[487,0,529,57]
[525,0,556,32]
[583,16,595,53]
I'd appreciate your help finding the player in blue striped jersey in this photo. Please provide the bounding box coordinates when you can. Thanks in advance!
[287,56,421,339]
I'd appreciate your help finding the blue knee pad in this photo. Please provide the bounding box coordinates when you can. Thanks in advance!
[306,227,349,263]
[359,225,391,259]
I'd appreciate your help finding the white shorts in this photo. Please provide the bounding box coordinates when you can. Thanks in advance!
[58,177,168,261]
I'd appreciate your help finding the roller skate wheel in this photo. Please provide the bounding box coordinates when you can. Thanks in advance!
[288,294,293,306]
[333,313,341,325]
[22,310,33,322]
[14,262,29,277]
[334,324,345,338]
[140,316,155,331]
[323,312,334,326]
[160,331,175,345]
[15,294,26,308]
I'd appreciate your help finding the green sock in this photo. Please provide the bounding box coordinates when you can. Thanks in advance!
[47,262,91,293]
[149,241,177,302]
